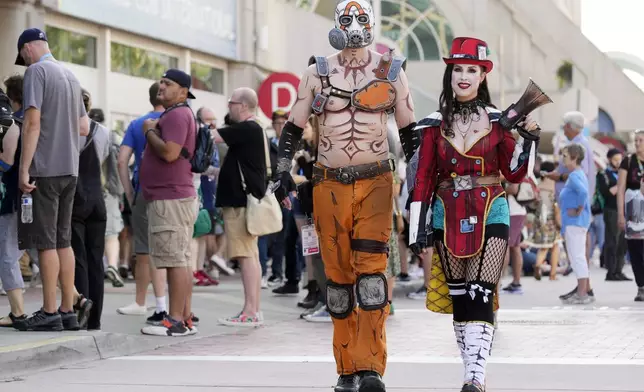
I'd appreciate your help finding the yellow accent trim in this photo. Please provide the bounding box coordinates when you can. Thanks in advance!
[0,336,85,353]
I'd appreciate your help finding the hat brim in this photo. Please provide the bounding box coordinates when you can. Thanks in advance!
[443,58,493,73]
[15,53,25,66]
[188,91,196,99]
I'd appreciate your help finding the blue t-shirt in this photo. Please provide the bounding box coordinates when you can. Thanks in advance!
[121,111,162,189]
[559,168,591,234]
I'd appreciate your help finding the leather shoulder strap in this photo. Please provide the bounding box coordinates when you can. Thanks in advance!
[387,56,407,82]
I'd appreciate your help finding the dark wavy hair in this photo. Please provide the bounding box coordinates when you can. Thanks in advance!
[439,63,495,138]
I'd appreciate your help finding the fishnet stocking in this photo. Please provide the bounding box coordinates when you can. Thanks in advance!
[435,235,507,284]
[466,237,508,284]
[435,240,466,281]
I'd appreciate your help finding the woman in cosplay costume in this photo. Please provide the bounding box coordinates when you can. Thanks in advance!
[409,37,541,392]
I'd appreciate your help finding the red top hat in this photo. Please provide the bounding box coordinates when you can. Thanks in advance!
[443,37,493,73]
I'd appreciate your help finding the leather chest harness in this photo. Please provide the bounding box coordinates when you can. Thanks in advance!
[309,53,406,116]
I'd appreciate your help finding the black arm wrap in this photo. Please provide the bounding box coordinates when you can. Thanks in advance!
[398,122,419,162]
[276,121,304,173]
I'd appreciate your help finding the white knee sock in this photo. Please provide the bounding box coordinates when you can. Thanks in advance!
[463,322,494,387]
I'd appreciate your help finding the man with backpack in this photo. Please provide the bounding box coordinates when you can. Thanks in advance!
[139,69,198,337]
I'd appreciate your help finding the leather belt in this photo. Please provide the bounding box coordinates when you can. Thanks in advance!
[312,159,395,186]
[437,174,501,191]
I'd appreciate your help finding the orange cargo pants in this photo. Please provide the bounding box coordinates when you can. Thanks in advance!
[313,170,393,376]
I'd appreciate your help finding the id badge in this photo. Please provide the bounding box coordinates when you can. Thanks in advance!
[301,224,320,256]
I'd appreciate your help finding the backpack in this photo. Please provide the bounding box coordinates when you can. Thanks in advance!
[591,170,610,215]
[104,133,123,196]
[186,123,215,173]
[161,103,214,174]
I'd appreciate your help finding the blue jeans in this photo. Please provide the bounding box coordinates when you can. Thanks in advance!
[258,206,292,278]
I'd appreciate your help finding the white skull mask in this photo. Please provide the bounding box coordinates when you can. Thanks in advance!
[329,0,375,50]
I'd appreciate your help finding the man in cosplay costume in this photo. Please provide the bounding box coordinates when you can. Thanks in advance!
[409,37,542,392]
[273,1,418,391]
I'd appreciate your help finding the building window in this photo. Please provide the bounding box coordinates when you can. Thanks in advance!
[111,42,178,80]
[191,62,225,94]
[45,26,97,67]
[380,0,454,61]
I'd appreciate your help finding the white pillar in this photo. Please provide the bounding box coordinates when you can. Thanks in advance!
[97,26,111,128]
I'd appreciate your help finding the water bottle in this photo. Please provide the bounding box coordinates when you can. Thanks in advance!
[21,193,33,224]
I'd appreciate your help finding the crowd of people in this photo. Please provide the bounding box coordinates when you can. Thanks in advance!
[1,4,644,392]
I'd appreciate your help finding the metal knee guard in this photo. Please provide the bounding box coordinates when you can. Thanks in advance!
[356,272,388,310]
[326,280,355,319]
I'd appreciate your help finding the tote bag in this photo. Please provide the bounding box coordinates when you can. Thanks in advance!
[238,130,282,236]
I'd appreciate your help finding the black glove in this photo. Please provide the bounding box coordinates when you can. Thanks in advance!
[397,122,419,162]
[274,121,304,203]
[408,201,431,256]
[274,170,296,203]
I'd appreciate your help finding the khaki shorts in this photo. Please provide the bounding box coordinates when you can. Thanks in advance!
[222,207,258,260]
[147,197,197,269]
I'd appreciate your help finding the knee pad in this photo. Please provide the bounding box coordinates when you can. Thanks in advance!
[326,280,355,319]
[351,238,389,255]
[356,272,388,310]
[465,281,495,324]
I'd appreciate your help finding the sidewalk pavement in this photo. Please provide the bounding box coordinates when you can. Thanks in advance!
[1,262,643,382]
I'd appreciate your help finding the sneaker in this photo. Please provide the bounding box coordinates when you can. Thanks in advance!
[502,283,523,294]
[59,308,80,331]
[190,313,200,326]
[562,293,593,305]
[141,316,190,336]
[117,302,148,316]
[396,273,411,282]
[118,265,130,280]
[146,311,168,325]
[272,283,299,295]
[14,309,64,332]
[210,255,235,276]
[635,287,644,302]
[261,276,269,289]
[218,312,263,327]
[303,305,332,323]
[267,275,283,288]
[559,286,578,300]
[407,286,427,300]
[106,265,125,288]
[184,317,199,336]
[300,301,324,318]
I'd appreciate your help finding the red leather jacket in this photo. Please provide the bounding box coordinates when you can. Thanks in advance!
[410,107,535,258]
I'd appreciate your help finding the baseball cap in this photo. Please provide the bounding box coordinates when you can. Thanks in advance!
[15,28,48,66]
[161,69,196,99]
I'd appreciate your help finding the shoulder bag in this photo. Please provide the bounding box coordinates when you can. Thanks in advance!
[238,129,282,236]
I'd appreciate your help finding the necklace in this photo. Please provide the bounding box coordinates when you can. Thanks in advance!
[450,98,485,138]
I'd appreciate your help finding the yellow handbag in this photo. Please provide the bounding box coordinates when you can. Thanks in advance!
[425,251,500,314]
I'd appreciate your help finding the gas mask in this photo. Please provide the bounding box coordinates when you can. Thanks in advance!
[328,0,375,51]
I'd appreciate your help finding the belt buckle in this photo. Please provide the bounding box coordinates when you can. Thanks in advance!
[454,175,473,191]
[336,169,355,185]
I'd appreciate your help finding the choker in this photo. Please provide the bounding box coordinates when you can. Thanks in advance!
[453,98,485,124]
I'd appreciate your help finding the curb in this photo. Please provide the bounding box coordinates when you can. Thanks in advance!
[0,332,164,380]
